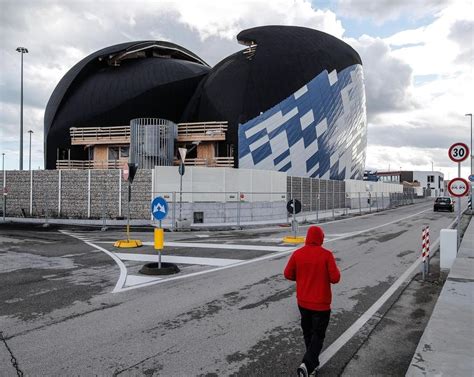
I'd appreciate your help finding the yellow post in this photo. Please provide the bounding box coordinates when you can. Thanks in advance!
[155,227,164,269]
[154,228,164,250]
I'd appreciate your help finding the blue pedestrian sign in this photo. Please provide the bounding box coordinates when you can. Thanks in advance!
[151,196,168,221]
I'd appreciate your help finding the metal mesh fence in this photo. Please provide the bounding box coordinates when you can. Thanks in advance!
[1,170,428,226]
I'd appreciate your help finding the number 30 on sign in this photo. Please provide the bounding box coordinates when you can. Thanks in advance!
[448,142,470,163]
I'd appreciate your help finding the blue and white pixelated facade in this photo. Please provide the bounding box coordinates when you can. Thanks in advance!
[238,64,367,180]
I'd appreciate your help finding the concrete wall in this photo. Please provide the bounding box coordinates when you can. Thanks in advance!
[153,166,287,202]
[344,180,405,209]
[157,200,287,226]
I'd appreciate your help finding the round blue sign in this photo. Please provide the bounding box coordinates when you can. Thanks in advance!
[151,196,168,221]
[469,174,474,182]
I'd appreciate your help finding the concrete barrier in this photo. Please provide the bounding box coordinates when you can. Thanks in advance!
[440,229,457,270]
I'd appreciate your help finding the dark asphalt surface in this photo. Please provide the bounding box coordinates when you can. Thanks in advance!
[0,201,461,376]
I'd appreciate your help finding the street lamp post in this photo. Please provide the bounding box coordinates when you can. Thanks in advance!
[2,153,5,221]
[28,130,33,216]
[28,130,33,171]
[465,113,473,212]
[16,47,28,170]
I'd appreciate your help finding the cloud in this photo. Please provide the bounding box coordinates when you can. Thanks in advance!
[0,0,344,169]
[361,1,473,182]
[336,0,450,24]
[173,0,344,40]
[449,19,474,65]
[345,35,416,119]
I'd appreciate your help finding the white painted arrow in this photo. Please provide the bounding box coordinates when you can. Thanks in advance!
[153,203,166,213]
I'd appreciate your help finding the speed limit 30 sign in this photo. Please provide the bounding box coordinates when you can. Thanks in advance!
[448,142,470,163]
[447,177,469,197]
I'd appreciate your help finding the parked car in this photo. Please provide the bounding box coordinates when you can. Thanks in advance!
[433,197,454,212]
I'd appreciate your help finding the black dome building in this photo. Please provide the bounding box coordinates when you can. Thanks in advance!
[44,41,210,169]
[182,25,362,145]
[45,26,367,179]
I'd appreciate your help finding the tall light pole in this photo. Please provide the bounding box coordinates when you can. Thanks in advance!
[16,47,28,170]
[28,130,33,171]
[465,113,472,212]
[2,153,5,221]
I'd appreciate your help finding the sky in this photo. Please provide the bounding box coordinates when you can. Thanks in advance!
[0,0,473,180]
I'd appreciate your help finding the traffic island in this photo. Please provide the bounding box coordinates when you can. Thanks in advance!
[114,239,142,248]
[139,262,180,275]
[282,236,305,244]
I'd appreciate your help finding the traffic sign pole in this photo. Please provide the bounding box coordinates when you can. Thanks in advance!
[457,162,461,247]
[448,142,470,247]
[151,196,169,269]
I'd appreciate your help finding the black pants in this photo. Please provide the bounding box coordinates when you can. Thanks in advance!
[298,306,331,373]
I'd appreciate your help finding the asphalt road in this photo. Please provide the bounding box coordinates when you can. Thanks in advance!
[0,200,459,376]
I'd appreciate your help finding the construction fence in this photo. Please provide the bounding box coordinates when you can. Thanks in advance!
[1,169,420,227]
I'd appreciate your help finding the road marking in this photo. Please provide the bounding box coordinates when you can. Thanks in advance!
[152,241,293,252]
[94,240,293,252]
[318,216,457,368]
[115,253,243,267]
[125,275,162,287]
[59,230,128,293]
[117,247,299,292]
[61,207,431,293]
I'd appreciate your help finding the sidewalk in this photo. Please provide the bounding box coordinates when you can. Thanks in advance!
[406,215,474,376]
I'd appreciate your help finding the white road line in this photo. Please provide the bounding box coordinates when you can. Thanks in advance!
[94,240,293,252]
[61,207,431,294]
[115,253,242,267]
[59,230,128,293]
[154,241,293,252]
[318,216,457,368]
[319,253,425,367]
[125,275,161,287]
[117,247,299,292]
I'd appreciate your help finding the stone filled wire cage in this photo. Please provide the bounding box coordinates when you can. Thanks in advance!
[129,118,177,168]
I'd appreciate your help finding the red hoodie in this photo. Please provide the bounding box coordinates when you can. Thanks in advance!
[284,226,341,311]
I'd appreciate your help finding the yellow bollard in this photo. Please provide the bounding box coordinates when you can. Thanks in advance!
[154,228,164,250]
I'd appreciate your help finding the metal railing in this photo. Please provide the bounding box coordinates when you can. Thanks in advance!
[70,126,130,145]
[176,121,227,141]
[56,160,126,170]
[173,157,234,167]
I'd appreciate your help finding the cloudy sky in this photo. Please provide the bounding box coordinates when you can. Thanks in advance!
[0,0,472,179]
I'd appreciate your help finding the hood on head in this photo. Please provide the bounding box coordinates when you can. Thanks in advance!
[305,226,324,246]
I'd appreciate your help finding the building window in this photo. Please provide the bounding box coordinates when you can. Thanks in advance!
[108,147,119,160]
[427,175,434,183]
[120,146,129,158]
[108,146,129,160]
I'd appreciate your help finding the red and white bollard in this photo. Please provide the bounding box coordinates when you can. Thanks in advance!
[421,226,430,279]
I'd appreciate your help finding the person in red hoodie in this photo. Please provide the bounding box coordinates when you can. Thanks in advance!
[284,225,341,377]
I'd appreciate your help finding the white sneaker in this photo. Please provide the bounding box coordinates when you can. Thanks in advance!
[297,363,308,377]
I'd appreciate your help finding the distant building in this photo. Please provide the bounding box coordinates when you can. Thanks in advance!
[363,170,379,181]
[376,170,444,197]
